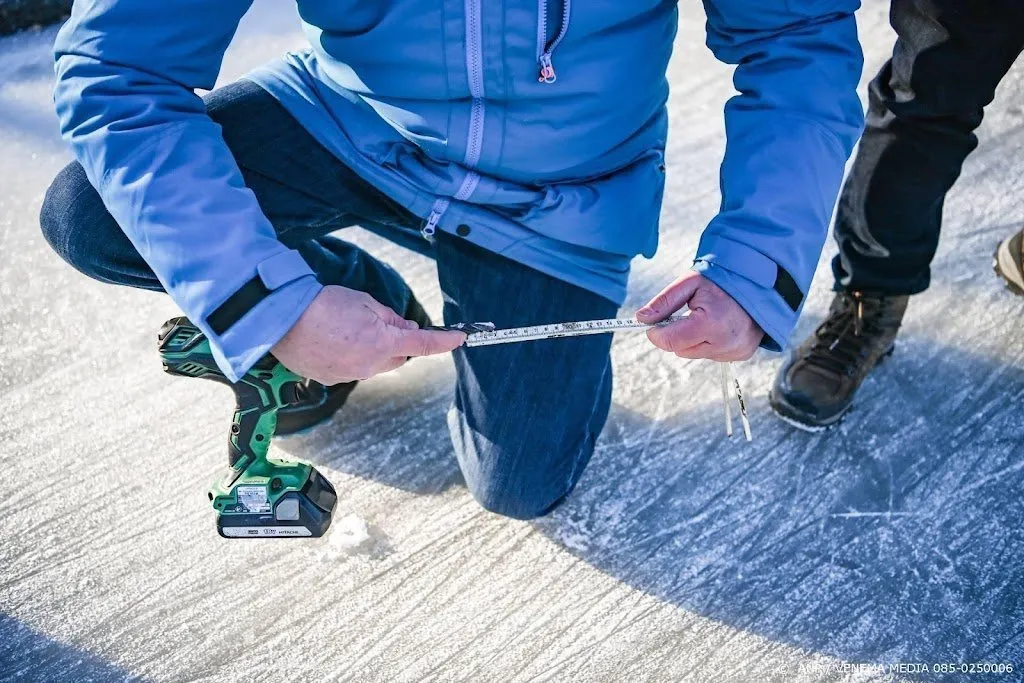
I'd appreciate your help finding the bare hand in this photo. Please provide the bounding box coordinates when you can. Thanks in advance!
[271,285,465,383]
[636,272,762,361]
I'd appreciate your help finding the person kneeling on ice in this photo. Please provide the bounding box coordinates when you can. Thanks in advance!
[42,0,864,519]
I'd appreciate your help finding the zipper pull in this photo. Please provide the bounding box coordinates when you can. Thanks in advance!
[538,53,557,83]
[422,210,442,241]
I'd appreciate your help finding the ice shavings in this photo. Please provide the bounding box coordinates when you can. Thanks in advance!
[324,514,371,555]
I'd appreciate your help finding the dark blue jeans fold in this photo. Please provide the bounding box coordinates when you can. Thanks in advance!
[41,79,617,519]
[832,0,1024,294]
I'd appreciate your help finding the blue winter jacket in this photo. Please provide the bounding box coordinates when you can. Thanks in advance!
[53,0,864,382]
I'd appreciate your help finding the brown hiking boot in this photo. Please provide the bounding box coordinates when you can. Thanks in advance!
[769,291,909,431]
[994,229,1024,296]
[276,294,432,436]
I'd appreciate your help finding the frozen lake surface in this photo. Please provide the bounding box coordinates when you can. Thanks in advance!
[1,2,1022,681]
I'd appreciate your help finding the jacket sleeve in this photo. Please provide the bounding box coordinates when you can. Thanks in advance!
[53,0,323,382]
[694,1,864,350]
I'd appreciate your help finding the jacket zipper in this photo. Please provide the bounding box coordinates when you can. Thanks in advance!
[423,0,487,240]
[537,0,571,83]
[422,201,447,238]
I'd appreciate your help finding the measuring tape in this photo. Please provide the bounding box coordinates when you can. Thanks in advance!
[429,314,690,347]
[427,311,752,442]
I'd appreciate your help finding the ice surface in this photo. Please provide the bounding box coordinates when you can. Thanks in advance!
[1,1,1022,681]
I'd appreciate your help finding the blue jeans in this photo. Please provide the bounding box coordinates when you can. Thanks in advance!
[41,80,618,520]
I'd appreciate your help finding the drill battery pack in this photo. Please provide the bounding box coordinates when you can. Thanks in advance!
[213,466,337,538]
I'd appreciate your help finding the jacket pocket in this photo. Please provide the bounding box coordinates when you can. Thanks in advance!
[502,148,666,257]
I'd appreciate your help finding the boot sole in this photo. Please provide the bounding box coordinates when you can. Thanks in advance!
[768,345,895,432]
[993,242,1024,296]
[768,390,849,433]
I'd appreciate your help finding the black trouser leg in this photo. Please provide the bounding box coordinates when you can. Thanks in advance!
[832,0,1024,294]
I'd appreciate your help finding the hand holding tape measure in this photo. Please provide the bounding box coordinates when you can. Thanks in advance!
[428,305,754,442]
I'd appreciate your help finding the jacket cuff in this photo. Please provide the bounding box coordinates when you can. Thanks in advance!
[691,260,791,353]
[200,249,321,381]
[692,233,809,351]
[211,275,322,382]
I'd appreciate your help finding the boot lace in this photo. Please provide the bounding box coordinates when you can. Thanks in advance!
[805,292,890,378]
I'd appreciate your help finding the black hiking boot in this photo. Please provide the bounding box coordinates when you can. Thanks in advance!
[769,291,909,431]
[276,294,432,436]
[994,228,1024,296]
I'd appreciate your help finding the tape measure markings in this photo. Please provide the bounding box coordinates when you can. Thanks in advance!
[429,311,752,441]
[431,313,690,348]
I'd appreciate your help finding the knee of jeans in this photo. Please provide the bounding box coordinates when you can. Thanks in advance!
[469,473,572,521]
[40,163,109,276]
[451,411,592,521]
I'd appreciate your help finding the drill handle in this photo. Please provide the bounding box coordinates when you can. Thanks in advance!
[227,356,303,470]
[158,316,303,471]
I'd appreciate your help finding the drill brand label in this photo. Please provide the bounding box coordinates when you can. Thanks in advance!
[221,526,312,538]
[235,485,271,514]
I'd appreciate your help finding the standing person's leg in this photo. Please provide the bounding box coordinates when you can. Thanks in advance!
[772,0,1024,431]
[833,0,1024,292]
[436,234,618,519]
[41,79,422,322]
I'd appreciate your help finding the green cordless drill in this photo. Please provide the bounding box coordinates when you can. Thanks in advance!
[157,317,337,538]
